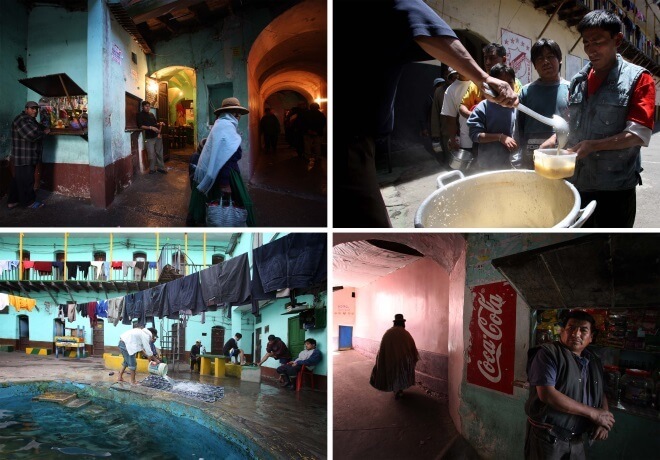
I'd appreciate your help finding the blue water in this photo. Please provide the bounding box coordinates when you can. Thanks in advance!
[0,395,247,459]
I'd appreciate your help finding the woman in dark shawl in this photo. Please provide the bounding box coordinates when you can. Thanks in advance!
[370,313,419,399]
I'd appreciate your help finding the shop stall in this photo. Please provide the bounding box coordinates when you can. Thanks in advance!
[19,73,88,139]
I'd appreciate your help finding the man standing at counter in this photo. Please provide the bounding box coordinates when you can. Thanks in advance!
[525,310,614,459]
[137,101,166,175]
[7,101,49,210]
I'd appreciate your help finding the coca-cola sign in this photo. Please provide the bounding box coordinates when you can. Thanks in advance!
[467,281,517,394]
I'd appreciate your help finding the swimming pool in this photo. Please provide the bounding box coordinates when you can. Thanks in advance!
[0,381,265,459]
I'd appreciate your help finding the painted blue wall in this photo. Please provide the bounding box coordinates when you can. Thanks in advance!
[0,0,29,160]
[27,6,89,165]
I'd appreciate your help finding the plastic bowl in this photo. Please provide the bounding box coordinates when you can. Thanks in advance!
[533,148,577,179]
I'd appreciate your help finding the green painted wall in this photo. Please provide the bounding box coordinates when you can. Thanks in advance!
[0,0,29,160]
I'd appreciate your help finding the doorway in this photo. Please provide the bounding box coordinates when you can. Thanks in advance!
[211,326,225,355]
[151,66,198,161]
[288,316,306,359]
[17,315,29,351]
[255,327,262,363]
[338,325,353,350]
[93,319,105,356]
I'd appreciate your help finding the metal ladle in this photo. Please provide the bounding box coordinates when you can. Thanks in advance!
[483,85,569,149]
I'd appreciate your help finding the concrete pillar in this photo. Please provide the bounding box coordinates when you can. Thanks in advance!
[87,0,111,207]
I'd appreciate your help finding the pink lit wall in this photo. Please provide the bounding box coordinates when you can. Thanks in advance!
[354,257,449,355]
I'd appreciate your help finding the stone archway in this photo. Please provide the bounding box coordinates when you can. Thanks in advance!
[245,0,327,178]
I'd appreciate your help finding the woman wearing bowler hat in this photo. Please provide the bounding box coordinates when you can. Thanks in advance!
[370,313,420,400]
[188,97,254,226]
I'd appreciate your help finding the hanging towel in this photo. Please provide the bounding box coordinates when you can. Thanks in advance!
[59,304,67,321]
[33,261,53,275]
[111,261,122,269]
[91,261,105,279]
[148,261,157,269]
[66,262,78,280]
[107,297,125,326]
[67,302,77,323]
[0,260,19,272]
[52,261,64,279]
[23,261,35,269]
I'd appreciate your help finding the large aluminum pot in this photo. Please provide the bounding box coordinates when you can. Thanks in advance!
[414,170,596,228]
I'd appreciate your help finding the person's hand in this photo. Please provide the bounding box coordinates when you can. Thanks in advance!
[592,426,609,441]
[500,135,518,152]
[448,136,459,151]
[590,408,615,430]
[482,77,518,108]
[539,135,557,149]
[567,140,595,159]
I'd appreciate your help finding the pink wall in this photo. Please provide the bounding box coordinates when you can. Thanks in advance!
[448,245,467,432]
[354,257,449,354]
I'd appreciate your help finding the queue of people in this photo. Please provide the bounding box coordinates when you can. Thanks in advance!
[334,0,655,229]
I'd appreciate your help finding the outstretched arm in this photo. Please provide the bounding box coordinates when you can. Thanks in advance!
[415,36,518,108]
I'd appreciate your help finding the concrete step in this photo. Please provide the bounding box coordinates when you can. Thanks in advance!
[65,398,91,409]
[32,392,77,405]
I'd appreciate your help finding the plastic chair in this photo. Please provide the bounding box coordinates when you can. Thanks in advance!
[295,365,315,391]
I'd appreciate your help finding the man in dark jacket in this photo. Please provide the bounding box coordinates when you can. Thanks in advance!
[7,101,49,209]
[259,108,281,155]
[300,102,326,171]
[190,340,202,372]
[525,310,614,459]
[256,335,292,366]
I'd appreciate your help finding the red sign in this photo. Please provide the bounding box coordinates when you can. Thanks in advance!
[467,281,517,394]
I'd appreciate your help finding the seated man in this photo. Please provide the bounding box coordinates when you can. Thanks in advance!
[223,332,246,365]
[276,338,322,389]
[190,340,202,372]
[257,335,292,366]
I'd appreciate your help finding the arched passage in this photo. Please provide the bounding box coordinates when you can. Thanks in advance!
[245,0,326,195]
[150,66,198,160]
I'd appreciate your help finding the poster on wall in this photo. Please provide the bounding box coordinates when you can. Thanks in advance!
[467,280,517,395]
[501,29,532,85]
[145,77,158,106]
[566,54,583,81]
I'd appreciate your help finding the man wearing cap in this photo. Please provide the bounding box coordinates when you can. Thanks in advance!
[189,97,251,226]
[137,101,166,175]
[370,314,419,400]
[7,101,50,210]
[190,340,202,372]
[118,325,159,384]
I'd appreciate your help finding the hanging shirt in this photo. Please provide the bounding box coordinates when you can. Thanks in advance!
[97,299,108,318]
[0,293,10,312]
[107,297,125,326]
[8,295,36,312]
[91,261,105,279]
[0,260,19,272]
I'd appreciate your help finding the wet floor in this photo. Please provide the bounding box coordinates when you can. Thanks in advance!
[333,349,479,460]
[0,137,326,228]
[0,352,327,459]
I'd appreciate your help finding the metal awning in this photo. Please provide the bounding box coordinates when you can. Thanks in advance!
[491,234,660,309]
[18,73,87,97]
